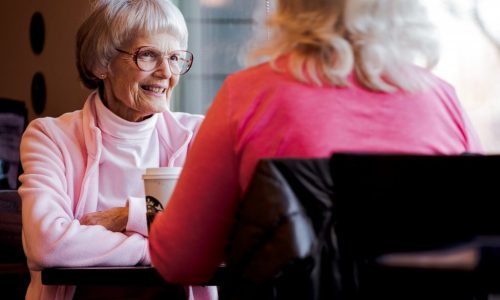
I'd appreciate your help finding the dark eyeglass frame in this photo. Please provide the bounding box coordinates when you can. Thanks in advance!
[116,46,194,75]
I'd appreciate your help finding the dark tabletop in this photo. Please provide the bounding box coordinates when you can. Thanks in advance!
[41,265,226,287]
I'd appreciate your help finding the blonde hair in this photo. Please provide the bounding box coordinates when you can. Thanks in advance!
[76,0,188,89]
[247,0,439,92]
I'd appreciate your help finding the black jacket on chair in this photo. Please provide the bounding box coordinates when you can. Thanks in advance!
[223,158,343,300]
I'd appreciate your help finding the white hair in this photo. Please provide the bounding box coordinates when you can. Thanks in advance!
[246,0,440,93]
[77,0,188,89]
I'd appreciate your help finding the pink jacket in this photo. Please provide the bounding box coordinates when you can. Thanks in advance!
[19,91,214,299]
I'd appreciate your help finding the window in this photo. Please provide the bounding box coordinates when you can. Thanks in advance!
[173,0,259,114]
[426,0,500,152]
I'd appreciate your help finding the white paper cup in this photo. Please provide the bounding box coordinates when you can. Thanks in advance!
[142,167,182,211]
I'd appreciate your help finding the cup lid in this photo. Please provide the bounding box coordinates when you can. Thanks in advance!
[144,167,182,176]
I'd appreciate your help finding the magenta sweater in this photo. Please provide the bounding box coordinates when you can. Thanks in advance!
[149,60,483,284]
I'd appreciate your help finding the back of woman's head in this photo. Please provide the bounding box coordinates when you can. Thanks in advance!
[248,0,439,92]
[76,0,188,90]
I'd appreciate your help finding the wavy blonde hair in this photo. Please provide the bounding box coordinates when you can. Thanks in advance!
[246,0,439,92]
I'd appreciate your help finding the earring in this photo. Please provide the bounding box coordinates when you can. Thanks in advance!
[99,74,106,79]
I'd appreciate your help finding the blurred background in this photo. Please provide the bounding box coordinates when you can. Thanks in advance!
[0,0,499,188]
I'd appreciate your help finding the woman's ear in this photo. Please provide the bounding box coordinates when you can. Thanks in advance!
[93,66,108,80]
[95,71,107,80]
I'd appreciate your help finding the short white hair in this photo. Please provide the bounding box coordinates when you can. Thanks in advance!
[246,0,439,93]
[77,0,188,89]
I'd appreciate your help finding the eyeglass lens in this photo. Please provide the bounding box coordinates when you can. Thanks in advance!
[135,47,193,74]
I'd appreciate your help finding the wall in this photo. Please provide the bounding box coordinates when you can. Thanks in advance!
[0,1,91,121]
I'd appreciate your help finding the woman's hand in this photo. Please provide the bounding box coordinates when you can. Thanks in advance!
[80,207,129,232]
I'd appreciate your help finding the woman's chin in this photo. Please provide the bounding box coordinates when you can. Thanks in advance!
[137,93,171,114]
[150,100,170,113]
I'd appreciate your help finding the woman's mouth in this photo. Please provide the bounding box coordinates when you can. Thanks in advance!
[141,85,166,94]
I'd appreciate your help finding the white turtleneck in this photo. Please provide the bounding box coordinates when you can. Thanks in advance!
[95,97,160,211]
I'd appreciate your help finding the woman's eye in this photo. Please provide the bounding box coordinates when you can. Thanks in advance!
[169,54,180,62]
[138,50,158,60]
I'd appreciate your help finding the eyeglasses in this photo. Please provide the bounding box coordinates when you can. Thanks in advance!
[116,46,194,75]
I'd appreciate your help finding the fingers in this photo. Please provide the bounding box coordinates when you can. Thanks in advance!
[80,211,100,225]
[79,209,127,233]
[79,208,128,232]
[80,214,92,225]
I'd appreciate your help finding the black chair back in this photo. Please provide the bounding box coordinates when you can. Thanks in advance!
[330,153,500,299]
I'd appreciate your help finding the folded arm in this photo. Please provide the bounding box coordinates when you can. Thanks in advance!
[19,121,150,271]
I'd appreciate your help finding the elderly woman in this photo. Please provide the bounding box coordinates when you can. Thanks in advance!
[18,0,216,299]
[149,0,483,286]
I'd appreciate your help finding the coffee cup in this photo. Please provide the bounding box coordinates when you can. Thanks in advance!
[142,167,182,212]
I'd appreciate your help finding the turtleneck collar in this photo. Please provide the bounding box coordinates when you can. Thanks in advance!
[95,95,158,141]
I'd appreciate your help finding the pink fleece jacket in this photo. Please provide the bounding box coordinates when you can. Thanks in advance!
[19,91,216,299]
[149,60,483,284]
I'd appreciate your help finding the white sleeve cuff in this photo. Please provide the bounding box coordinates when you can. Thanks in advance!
[126,196,149,237]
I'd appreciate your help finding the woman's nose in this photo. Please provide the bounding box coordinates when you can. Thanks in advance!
[153,58,172,78]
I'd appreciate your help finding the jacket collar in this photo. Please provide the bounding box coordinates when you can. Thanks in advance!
[81,90,192,166]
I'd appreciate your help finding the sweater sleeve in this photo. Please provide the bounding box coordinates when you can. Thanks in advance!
[149,79,240,284]
[19,120,150,271]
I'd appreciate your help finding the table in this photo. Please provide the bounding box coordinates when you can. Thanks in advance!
[41,266,226,287]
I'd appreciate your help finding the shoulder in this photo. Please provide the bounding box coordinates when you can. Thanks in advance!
[410,66,458,99]
[431,76,458,99]
[224,61,280,86]
[217,59,295,105]
[26,110,82,134]
[23,110,85,149]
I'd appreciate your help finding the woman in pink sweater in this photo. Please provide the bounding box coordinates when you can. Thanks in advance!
[149,0,483,286]
[19,0,216,299]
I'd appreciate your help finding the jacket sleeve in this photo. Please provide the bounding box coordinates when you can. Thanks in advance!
[19,119,150,271]
[126,196,149,236]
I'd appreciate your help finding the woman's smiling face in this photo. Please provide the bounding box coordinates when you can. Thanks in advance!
[101,31,181,122]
